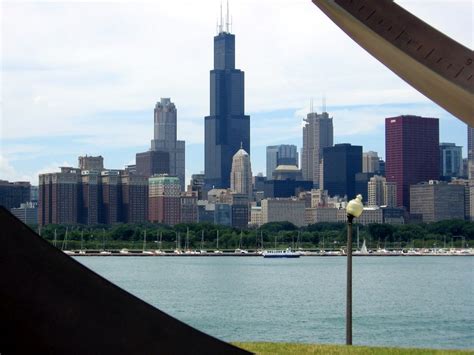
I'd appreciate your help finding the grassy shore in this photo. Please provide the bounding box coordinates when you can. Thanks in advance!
[233,342,473,355]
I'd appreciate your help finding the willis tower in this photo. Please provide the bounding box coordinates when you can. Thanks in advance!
[205,4,250,189]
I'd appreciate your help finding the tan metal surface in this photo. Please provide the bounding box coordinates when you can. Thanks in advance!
[312,0,473,125]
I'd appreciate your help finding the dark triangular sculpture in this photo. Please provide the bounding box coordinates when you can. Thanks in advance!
[0,207,250,354]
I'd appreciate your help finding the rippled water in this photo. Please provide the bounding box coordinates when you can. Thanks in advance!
[77,256,474,349]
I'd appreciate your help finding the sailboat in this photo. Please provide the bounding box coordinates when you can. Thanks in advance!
[100,229,111,255]
[355,239,369,255]
[78,230,86,255]
[142,229,154,255]
[214,230,222,254]
[154,231,164,255]
[235,230,248,254]
[200,230,207,254]
[62,227,75,255]
[174,232,182,254]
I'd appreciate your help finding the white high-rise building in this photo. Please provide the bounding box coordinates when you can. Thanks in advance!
[151,98,185,190]
[230,147,252,199]
[301,110,333,188]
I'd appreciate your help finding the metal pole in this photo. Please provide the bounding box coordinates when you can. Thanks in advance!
[346,215,353,345]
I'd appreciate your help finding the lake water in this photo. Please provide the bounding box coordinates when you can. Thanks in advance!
[77,256,474,349]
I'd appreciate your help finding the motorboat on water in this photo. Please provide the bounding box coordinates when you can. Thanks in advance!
[262,248,301,258]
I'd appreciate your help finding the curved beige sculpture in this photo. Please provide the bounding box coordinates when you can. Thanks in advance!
[312,0,473,125]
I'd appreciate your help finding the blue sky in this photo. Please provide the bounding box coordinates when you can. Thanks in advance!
[1,0,471,185]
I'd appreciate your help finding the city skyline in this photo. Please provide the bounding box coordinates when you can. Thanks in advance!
[2,1,471,185]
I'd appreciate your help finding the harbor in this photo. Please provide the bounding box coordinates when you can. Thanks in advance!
[67,248,474,257]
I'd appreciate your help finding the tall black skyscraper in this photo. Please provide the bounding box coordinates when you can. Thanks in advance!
[205,9,250,189]
[323,143,363,199]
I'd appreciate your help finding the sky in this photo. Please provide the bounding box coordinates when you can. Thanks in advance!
[1,0,472,185]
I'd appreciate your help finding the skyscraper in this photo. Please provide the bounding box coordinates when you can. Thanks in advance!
[362,151,380,173]
[301,110,333,188]
[151,98,185,190]
[266,144,298,178]
[148,175,181,225]
[230,147,252,199]
[467,125,474,179]
[323,143,362,199]
[367,175,396,207]
[385,115,439,210]
[204,8,250,189]
[439,143,463,179]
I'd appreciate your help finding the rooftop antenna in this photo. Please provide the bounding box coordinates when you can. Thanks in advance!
[226,0,230,33]
[219,1,223,33]
[240,141,243,149]
[310,98,314,113]
[322,94,327,113]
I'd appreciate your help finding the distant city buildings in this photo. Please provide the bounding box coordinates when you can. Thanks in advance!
[439,143,463,179]
[323,143,362,199]
[0,180,31,210]
[301,110,333,188]
[148,175,181,225]
[230,147,252,199]
[362,151,380,173]
[367,175,397,207]
[410,181,465,222]
[468,125,474,179]
[385,115,439,210]
[11,202,38,225]
[266,144,298,178]
[204,18,250,189]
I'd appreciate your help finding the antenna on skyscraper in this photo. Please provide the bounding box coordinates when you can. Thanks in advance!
[310,98,314,114]
[219,1,223,33]
[226,0,230,33]
[322,94,327,113]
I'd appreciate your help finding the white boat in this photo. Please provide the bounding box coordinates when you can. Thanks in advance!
[262,248,301,258]
[119,248,129,254]
[234,248,248,254]
[354,240,369,255]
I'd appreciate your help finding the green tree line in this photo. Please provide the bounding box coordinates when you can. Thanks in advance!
[30,219,473,251]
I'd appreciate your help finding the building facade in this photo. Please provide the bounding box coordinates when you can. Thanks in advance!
[78,155,104,171]
[230,148,252,199]
[11,202,38,225]
[362,151,380,173]
[136,150,170,178]
[148,175,181,225]
[204,22,250,189]
[266,144,298,178]
[0,180,31,210]
[439,143,463,179]
[323,143,362,199]
[385,115,439,210]
[368,175,397,207]
[150,98,185,190]
[410,181,464,222]
[261,198,306,227]
[301,110,333,188]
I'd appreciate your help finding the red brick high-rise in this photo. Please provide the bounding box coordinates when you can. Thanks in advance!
[385,115,439,210]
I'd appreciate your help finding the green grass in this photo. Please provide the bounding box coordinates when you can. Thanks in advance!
[232,342,473,355]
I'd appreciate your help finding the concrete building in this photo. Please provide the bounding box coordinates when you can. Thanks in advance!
[148,175,181,225]
[0,180,31,210]
[39,167,81,225]
[363,151,380,173]
[11,202,38,225]
[355,172,375,203]
[305,206,383,225]
[323,143,362,199]
[150,98,185,190]
[78,155,104,171]
[439,143,463,179]
[410,181,464,222]
[250,206,263,227]
[100,171,121,224]
[301,110,333,188]
[204,22,250,189]
[230,147,252,199]
[261,198,306,227]
[180,191,198,223]
[368,175,397,207]
[266,145,298,178]
[386,115,439,210]
[120,174,148,224]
